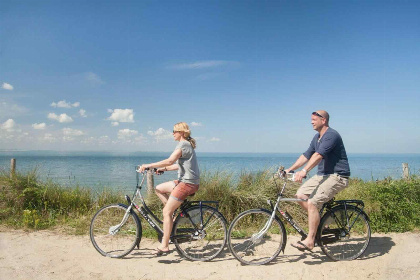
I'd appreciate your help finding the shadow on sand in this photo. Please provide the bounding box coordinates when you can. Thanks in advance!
[269,236,396,265]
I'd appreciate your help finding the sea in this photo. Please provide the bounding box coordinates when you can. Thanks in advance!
[1,151,419,191]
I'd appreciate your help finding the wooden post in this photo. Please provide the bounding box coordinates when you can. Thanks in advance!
[402,163,410,180]
[147,170,154,195]
[10,158,16,178]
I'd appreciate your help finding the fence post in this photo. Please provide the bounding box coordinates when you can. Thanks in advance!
[147,170,154,195]
[10,158,16,178]
[402,163,410,180]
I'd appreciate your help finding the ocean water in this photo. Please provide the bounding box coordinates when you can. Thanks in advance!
[0,151,419,191]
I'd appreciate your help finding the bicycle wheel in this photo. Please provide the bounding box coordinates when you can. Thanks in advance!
[318,205,370,261]
[90,204,141,258]
[228,209,286,265]
[173,205,227,261]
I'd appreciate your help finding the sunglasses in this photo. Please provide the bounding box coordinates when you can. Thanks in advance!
[312,112,325,118]
[173,130,182,134]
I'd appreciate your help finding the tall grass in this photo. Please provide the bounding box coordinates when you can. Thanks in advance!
[1,169,419,235]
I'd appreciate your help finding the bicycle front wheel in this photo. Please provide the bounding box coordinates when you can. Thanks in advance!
[228,209,286,265]
[173,205,227,261]
[318,205,370,261]
[90,204,141,258]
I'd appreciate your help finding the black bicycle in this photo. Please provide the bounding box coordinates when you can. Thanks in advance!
[90,168,227,261]
[227,166,371,265]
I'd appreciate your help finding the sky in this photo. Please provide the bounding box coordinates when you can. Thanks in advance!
[1,0,419,153]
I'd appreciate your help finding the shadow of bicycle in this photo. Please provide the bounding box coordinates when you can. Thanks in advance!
[267,236,396,265]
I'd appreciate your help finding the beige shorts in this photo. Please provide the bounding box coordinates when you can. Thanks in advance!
[296,174,349,209]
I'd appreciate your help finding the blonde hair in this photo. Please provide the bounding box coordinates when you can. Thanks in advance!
[174,122,197,149]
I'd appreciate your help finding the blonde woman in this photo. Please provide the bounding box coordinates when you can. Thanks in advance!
[138,122,200,256]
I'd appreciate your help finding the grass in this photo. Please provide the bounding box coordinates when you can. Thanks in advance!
[1,169,419,236]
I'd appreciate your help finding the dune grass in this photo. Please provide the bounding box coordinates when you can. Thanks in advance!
[1,169,419,235]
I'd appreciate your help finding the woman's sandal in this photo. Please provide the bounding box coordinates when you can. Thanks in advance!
[155,248,170,256]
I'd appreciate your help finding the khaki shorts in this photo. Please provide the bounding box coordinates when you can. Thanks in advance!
[170,180,199,201]
[296,174,349,209]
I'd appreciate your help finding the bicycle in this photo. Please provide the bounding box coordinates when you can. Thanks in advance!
[90,168,228,261]
[227,166,371,265]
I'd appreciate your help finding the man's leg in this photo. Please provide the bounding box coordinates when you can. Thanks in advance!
[292,175,323,250]
[300,200,320,249]
[296,174,349,250]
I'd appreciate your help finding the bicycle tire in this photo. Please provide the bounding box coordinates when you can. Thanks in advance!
[228,209,287,265]
[173,205,227,261]
[90,204,142,258]
[317,205,370,261]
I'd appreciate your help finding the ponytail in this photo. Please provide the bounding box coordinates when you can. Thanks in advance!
[174,122,197,149]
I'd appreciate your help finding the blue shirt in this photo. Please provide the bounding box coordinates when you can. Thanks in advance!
[303,128,350,176]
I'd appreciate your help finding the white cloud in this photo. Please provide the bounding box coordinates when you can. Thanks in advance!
[43,133,56,142]
[107,109,134,124]
[209,137,220,142]
[79,109,87,117]
[1,119,15,131]
[111,122,119,127]
[118,129,138,139]
[191,122,202,127]
[84,72,105,85]
[48,113,73,123]
[1,82,14,90]
[147,128,172,141]
[32,123,46,130]
[170,60,233,70]
[62,127,84,136]
[51,100,80,108]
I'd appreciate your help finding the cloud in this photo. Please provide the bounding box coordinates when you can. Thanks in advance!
[79,109,87,118]
[209,137,220,142]
[43,133,56,142]
[169,60,234,70]
[190,122,202,127]
[0,102,27,119]
[48,113,73,123]
[84,72,105,85]
[1,82,14,90]
[1,119,15,131]
[62,128,84,136]
[51,100,80,108]
[118,129,138,139]
[32,123,46,130]
[107,109,134,125]
[147,128,172,141]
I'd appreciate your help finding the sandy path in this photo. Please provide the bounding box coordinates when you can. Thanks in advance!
[0,230,419,280]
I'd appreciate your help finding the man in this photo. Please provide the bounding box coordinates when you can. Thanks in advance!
[285,110,350,251]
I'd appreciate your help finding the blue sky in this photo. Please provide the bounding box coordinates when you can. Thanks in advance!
[1,0,419,153]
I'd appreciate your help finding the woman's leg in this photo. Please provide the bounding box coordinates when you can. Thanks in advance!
[158,197,183,251]
[155,181,175,205]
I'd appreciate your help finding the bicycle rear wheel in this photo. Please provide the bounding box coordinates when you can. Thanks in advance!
[228,209,286,265]
[90,204,141,258]
[173,205,227,261]
[318,205,370,261]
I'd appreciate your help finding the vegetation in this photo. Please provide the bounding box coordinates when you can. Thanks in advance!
[1,169,419,235]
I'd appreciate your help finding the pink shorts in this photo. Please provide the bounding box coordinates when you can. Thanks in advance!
[170,180,199,201]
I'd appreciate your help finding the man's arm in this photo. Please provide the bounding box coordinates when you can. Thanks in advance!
[294,152,323,182]
[285,154,309,173]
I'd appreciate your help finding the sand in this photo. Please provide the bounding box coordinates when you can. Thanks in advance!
[0,229,419,280]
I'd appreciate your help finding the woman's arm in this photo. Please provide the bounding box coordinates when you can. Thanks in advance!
[139,149,182,172]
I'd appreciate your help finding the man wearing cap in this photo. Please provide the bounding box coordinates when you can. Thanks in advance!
[285,110,351,252]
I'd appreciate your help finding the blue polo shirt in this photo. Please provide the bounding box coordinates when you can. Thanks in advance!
[303,128,350,176]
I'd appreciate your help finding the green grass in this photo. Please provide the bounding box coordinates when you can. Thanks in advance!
[1,169,419,235]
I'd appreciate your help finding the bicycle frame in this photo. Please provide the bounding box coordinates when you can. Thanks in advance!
[117,170,221,243]
[258,169,366,243]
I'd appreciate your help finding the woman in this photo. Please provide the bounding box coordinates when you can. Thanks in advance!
[138,122,200,256]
